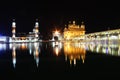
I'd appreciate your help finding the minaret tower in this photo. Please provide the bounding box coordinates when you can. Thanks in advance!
[12,19,16,38]
[35,19,39,38]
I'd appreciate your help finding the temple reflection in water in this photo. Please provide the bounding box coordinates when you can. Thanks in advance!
[12,45,16,68]
[63,42,86,65]
[52,41,62,56]
[9,42,41,68]
[85,42,120,56]
[4,40,120,68]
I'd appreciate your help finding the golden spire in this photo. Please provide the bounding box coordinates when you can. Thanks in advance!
[81,21,84,25]
[81,21,85,29]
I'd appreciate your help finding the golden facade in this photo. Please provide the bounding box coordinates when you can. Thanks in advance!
[63,21,85,41]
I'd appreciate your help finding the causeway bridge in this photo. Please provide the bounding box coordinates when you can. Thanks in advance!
[84,29,120,43]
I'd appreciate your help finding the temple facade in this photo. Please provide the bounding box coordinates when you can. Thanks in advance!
[9,19,40,43]
[63,21,85,41]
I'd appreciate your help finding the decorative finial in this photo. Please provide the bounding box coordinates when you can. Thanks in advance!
[36,18,38,22]
[13,19,15,22]
[73,21,75,24]
[81,21,84,24]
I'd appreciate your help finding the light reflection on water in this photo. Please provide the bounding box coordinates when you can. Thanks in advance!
[63,42,86,65]
[85,42,120,56]
[0,43,7,51]
[52,41,62,56]
[0,41,120,68]
[9,42,41,68]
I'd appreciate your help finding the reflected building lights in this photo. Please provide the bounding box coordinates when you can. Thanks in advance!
[54,46,59,56]
[12,45,16,68]
[85,42,120,56]
[34,49,39,67]
[21,43,27,50]
[9,43,13,49]
[9,42,41,68]
[29,49,32,55]
[0,43,7,51]
[5,40,120,68]
[118,46,120,56]
[52,41,62,56]
[33,42,40,67]
[29,43,32,55]
[64,42,86,66]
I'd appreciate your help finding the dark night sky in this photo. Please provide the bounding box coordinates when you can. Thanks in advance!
[0,0,120,37]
